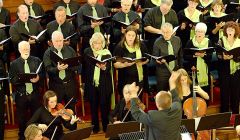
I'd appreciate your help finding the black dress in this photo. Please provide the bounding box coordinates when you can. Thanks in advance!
[27,106,76,140]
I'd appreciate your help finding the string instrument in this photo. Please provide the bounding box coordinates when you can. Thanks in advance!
[183,67,209,140]
[122,88,144,122]
[51,103,74,121]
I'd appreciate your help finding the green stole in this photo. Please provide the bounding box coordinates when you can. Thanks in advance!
[192,36,209,86]
[199,0,213,8]
[210,11,227,39]
[124,42,143,82]
[92,48,115,109]
[222,36,240,74]
[151,0,161,6]
[184,8,201,39]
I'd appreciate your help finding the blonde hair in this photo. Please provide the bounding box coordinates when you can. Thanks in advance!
[89,32,106,49]
[18,41,30,51]
[24,124,41,140]
[176,68,192,99]
[155,91,172,109]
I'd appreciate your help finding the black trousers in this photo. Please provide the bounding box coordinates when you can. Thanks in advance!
[0,89,5,140]
[89,87,110,132]
[15,91,40,140]
[220,70,240,114]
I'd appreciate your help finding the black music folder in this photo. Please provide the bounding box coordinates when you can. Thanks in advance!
[61,126,93,140]
[50,51,82,67]
[87,55,116,65]
[64,32,78,41]
[113,18,140,29]
[0,37,11,45]
[196,112,232,131]
[66,12,78,19]
[29,14,49,20]
[17,62,43,83]
[180,15,198,27]
[83,15,112,23]
[145,53,176,62]
[115,56,147,63]
[0,25,11,30]
[225,2,240,14]
[216,46,240,58]
[206,13,235,24]
[105,121,140,138]
[184,47,215,54]
[20,29,47,40]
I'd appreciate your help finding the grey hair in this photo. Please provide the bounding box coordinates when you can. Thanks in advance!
[161,22,173,30]
[89,32,106,49]
[161,0,173,6]
[17,4,28,14]
[51,30,63,40]
[195,22,207,33]
[18,41,30,51]
[55,6,66,13]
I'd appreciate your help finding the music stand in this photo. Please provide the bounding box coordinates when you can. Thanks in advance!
[118,131,145,140]
[105,121,140,138]
[196,112,232,131]
[181,119,195,133]
[61,126,93,140]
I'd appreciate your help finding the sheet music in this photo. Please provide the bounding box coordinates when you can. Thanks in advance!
[0,37,11,45]
[194,117,201,131]
[172,26,179,35]
[36,62,43,73]
[36,29,47,40]
[65,32,77,40]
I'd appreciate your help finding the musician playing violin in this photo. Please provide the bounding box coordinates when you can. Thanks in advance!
[27,90,79,140]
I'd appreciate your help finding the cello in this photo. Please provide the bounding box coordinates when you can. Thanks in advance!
[183,66,210,140]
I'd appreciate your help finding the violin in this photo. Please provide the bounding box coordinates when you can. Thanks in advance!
[125,98,146,111]
[51,103,74,121]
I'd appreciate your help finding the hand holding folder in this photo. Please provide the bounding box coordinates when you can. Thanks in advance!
[50,51,82,67]
[21,29,47,40]
[87,55,116,65]
[145,53,176,62]
[115,56,147,63]
[113,18,140,29]
[216,46,240,59]
[17,62,43,83]
[83,15,112,23]
[29,14,49,20]
[0,24,11,30]
[184,47,215,55]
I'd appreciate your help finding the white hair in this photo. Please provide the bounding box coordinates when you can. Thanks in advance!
[89,32,106,49]
[161,0,173,6]
[195,22,207,33]
[51,31,63,40]
[161,22,173,30]
[18,41,30,51]
[121,0,133,4]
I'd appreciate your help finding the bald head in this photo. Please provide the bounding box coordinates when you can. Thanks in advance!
[17,5,29,22]
[155,91,172,110]
[18,41,30,60]
[51,31,64,50]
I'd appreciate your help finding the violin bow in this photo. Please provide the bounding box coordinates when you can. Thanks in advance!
[50,126,58,140]
[46,97,74,129]
[121,88,143,122]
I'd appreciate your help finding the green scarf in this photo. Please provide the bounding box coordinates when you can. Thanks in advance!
[192,36,209,86]
[151,0,161,6]
[184,8,202,39]
[222,36,240,75]
[199,0,213,8]
[210,11,227,39]
[124,41,143,82]
[92,47,115,109]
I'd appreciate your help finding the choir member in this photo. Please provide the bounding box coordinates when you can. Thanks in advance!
[206,0,228,45]
[217,21,240,114]
[84,32,114,133]
[27,90,79,140]
[129,73,182,140]
[177,0,203,47]
[113,26,149,98]
[9,5,45,59]
[184,22,212,94]
[143,0,178,52]
[152,22,183,91]
[24,124,44,140]
[46,6,78,51]
[112,0,142,48]
[9,41,43,140]
[197,0,213,16]
[53,0,81,29]
[0,0,11,27]
[77,0,111,54]
[23,0,45,17]
[43,31,79,119]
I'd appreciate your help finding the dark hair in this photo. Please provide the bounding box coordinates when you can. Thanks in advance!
[119,26,140,48]
[43,90,57,107]
[223,21,240,38]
